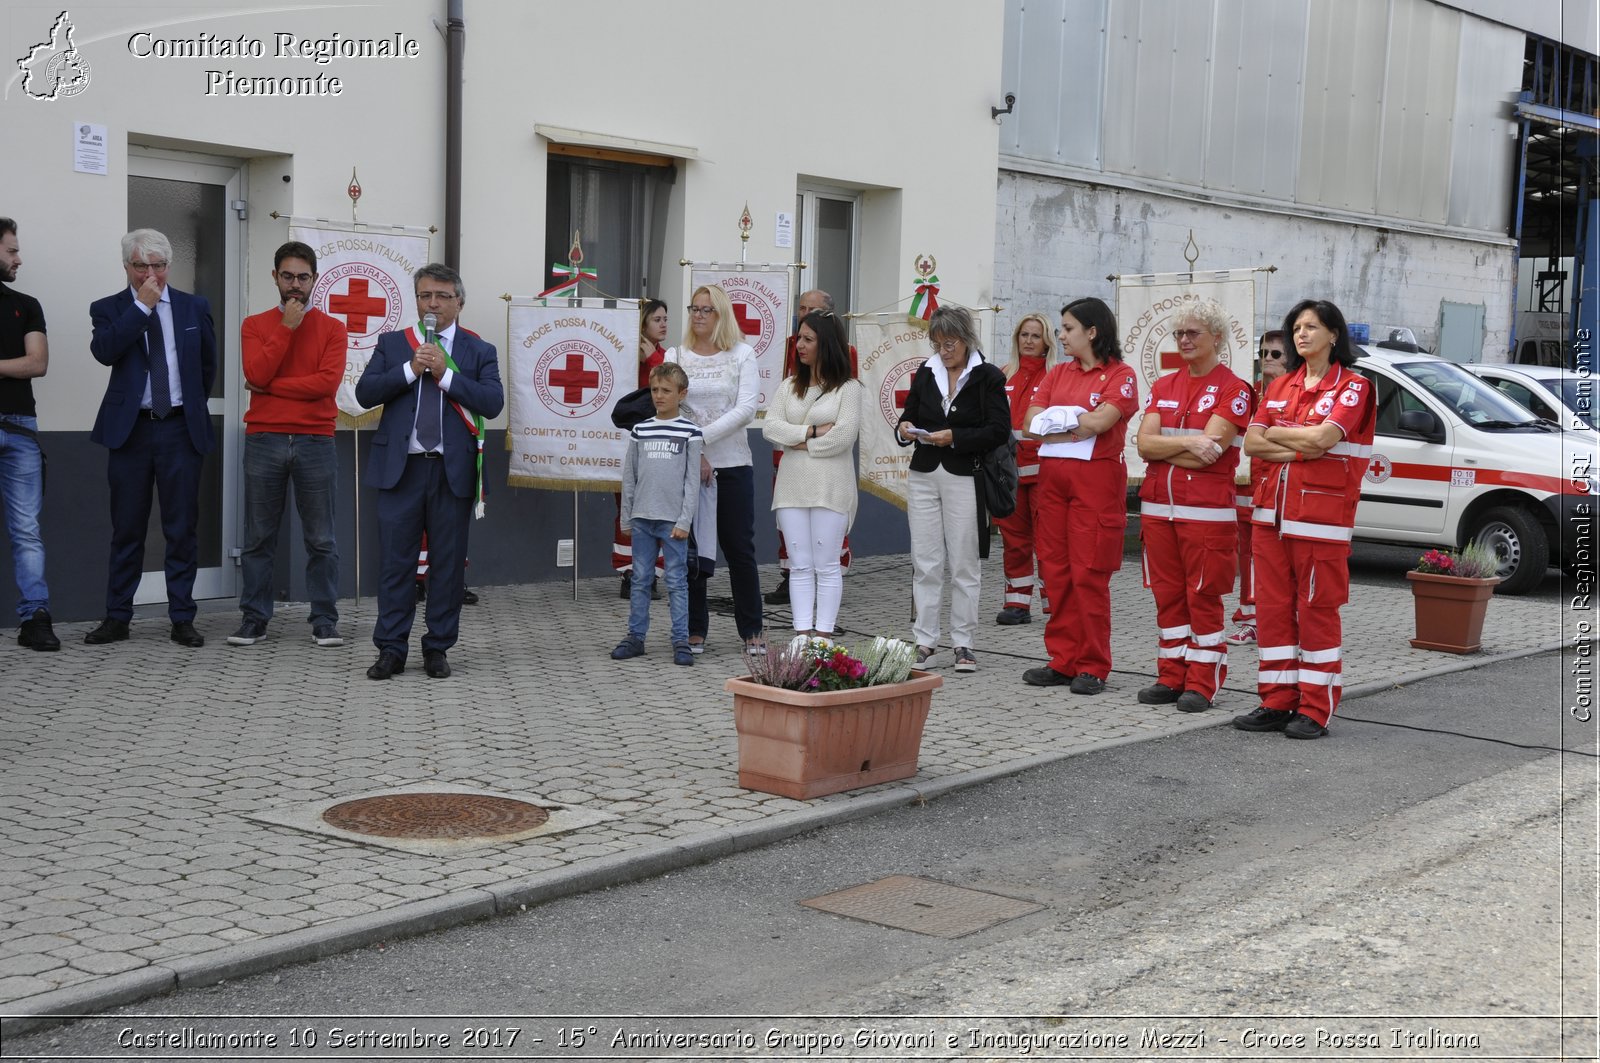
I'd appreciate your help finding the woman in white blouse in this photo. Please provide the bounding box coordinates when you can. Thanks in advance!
[762,311,862,638]
[666,284,764,654]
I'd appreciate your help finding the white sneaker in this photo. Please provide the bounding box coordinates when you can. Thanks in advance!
[1224,624,1257,645]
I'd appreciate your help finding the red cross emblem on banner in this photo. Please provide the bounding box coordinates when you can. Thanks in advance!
[328,278,388,334]
[1159,345,1183,371]
[894,383,911,410]
[546,352,600,404]
[732,301,763,338]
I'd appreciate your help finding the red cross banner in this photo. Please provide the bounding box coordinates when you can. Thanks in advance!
[1115,267,1259,482]
[289,220,432,423]
[852,318,943,510]
[689,267,790,413]
[505,299,638,491]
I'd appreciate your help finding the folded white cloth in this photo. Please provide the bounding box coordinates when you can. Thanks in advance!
[1031,405,1095,459]
[1029,405,1085,435]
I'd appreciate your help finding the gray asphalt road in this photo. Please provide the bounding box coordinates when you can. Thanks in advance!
[9,647,1592,1061]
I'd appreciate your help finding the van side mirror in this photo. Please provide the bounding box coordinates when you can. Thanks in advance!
[1397,409,1444,442]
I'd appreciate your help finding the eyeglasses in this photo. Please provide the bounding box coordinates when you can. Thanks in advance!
[1260,350,1285,360]
[276,271,314,285]
[929,338,963,354]
[1172,329,1206,341]
[687,305,716,316]
[127,260,169,273]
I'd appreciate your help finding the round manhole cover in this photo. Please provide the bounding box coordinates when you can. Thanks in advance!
[322,794,549,839]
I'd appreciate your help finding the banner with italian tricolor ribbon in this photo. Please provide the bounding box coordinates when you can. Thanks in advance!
[505,299,639,491]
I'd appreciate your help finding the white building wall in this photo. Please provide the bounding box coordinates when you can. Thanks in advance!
[458,1,1003,326]
[994,170,1515,356]
[3,0,1004,428]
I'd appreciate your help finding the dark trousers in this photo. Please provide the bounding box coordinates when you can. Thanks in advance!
[688,464,764,641]
[104,413,204,622]
[374,454,471,658]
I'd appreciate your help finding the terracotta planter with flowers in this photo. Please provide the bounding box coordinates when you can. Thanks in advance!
[727,637,942,799]
[1407,547,1501,654]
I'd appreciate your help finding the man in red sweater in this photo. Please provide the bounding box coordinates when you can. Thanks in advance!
[227,241,347,647]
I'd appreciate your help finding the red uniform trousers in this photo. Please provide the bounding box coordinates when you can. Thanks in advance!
[1231,488,1255,623]
[1036,458,1126,680]
[773,449,851,573]
[1141,518,1235,700]
[992,478,1050,616]
[1252,529,1349,726]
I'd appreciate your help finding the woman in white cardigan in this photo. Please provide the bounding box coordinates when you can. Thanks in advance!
[761,311,862,637]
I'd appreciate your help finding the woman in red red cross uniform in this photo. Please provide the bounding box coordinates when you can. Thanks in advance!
[1236,299,1375,740]
[993,312,1059,626]
[1022,297,1139,695]
[1134,300,1254,713]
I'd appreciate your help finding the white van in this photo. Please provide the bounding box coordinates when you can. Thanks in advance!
[1349,346,1592,594]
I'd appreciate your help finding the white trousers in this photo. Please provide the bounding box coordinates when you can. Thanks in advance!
[775,506,849,633]
[907,464,981,650]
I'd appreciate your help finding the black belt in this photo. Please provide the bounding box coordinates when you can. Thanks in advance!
[141,409,181,420]
[410,450,443,459]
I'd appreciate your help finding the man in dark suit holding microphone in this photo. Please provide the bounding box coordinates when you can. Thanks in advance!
[85,229,217,647]
[355,263,502,679]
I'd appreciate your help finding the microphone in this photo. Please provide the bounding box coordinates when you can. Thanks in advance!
[422,312,438,375]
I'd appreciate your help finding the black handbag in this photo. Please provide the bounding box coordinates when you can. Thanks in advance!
[610,386,654,430]
[976,437,1018,519]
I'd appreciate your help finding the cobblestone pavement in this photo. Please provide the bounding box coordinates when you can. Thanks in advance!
[0,551,1563,1023]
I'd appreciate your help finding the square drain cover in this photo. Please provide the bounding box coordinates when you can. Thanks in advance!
[801,875,1043,938]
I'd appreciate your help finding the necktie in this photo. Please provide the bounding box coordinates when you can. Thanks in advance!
[416,369,442,452]
[147,306,172,417]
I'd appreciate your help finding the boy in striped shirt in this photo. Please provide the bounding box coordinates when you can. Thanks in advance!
[613,362,702,665]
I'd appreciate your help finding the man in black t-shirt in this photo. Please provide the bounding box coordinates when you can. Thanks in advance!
[0,218,57,650]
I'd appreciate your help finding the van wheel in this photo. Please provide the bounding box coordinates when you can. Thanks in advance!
[1468,506,1549,595]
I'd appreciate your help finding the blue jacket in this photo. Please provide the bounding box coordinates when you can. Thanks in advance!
[355,326,504,499]
[89,287,217,453]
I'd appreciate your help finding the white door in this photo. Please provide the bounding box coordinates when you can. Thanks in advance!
[127,150,244,605]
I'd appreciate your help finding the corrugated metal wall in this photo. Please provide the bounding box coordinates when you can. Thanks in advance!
[1001,0,1521,237]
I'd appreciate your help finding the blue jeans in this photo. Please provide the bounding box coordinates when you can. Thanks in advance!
[0,415,48,620]
[629,518,688,646]
[240,433,340,626]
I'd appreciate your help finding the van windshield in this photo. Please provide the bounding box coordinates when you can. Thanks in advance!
[1395,361,1547,427]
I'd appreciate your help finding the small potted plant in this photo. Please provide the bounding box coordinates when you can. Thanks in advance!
[1407,543,1501,654]
[726,636,942,799]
